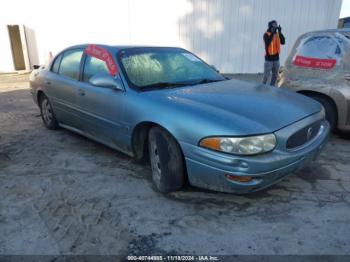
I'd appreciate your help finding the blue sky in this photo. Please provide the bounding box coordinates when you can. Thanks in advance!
[341,0,350,18]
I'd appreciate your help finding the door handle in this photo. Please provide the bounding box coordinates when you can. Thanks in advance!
[78,89,85,96]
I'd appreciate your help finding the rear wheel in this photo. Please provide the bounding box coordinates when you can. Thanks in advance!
[148,126,185,193]
[310,95,337,131]
[39,94,59,130]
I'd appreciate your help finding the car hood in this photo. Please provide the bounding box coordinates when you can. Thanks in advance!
[146,79,321,134]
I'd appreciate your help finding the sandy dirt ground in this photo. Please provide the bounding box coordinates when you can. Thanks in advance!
[0,73,350,256]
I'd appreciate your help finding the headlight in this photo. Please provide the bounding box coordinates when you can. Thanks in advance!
[199,134,276,155]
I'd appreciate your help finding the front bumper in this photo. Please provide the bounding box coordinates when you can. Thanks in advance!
[180,115,330,194]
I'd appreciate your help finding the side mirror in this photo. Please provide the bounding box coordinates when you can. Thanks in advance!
[33,65,41,69]
[89,73,124,91]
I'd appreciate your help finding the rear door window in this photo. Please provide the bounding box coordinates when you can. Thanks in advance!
[58,49,84,80]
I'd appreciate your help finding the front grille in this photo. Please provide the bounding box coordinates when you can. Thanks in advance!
[286,120,322,149]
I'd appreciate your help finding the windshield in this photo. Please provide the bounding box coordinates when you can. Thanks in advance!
[118,47,225,90]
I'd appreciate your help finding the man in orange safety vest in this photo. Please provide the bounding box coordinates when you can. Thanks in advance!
[262,20,285,86]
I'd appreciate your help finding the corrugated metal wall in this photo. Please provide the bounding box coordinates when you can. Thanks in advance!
[0,0,342,73]
[177,0,342,73]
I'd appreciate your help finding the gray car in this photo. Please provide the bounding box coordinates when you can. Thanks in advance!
[279,29,350,132]
[30,45,330,194]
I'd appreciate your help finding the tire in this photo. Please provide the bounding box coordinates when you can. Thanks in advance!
[148,126,185,193]
[310,95,337,131]
[39,94,59,130]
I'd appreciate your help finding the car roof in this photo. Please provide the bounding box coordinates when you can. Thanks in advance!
[302,28,350,35]
[61,44,186,54]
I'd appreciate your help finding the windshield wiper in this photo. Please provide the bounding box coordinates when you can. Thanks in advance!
[186,78,225,86]
[140,78,225,90]
[140,81,189,90]
[198,78,224,84]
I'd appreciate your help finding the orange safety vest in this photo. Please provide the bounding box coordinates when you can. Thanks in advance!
[265,32,281,56]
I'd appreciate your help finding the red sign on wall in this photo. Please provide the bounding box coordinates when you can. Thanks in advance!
[293,55,336,70]
[84,44,118,76]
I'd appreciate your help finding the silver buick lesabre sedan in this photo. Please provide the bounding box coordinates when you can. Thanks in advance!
[30,44,330,194]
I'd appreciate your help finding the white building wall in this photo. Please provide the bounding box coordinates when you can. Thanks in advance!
[0,26,15,72]
[179,0,342,73]
[0,0,342,73]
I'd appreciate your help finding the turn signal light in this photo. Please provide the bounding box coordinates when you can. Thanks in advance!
[200,137,221,150]
[225,174,253,183]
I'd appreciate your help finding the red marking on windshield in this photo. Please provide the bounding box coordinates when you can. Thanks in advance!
[84,44,118,76]
[293,55,336,70]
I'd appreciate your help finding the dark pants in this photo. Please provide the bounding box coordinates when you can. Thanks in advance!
[262,60,280,86]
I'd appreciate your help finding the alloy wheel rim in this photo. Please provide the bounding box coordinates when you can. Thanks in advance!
[42,99,53,125]
[150,141,161,184]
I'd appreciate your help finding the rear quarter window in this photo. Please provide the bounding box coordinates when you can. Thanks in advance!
[51,54,63,73]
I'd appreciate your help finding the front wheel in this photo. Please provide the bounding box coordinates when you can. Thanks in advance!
[148,126,186,193]
[39,94,59,130]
